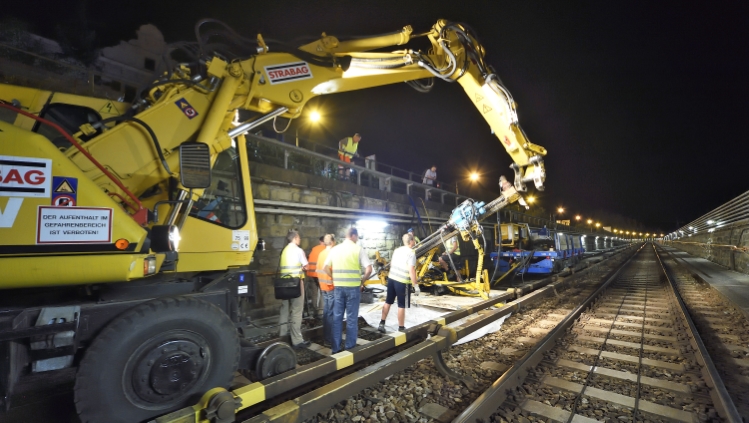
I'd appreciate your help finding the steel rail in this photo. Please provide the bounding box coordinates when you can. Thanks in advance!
[653,245,742,422]
[452,243,642,422]
[237,247,635,423]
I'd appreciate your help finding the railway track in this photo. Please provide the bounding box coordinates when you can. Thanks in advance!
[457,245,744,423]
[235,244,748,423]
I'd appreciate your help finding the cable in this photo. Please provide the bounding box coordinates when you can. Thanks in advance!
[99,116,171,175]
[406,79,434,93]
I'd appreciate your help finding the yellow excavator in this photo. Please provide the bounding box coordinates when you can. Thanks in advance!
[0,19,546,422]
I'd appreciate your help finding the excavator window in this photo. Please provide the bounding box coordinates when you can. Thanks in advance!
[189,145,247,228]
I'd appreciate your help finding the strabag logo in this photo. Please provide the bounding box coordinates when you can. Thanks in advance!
[0,155,52,198]
[265,62,313,85]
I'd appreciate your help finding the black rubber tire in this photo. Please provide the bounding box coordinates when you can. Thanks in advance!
[74,296,239,423]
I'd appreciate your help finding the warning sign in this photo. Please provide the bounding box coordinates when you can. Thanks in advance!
[53,195,76,207]
[175,98,199,119]
[0,155,51,197]
[98,101,119,115]
[37,206,112,244]
[232,230,250,251]
[264,62,313,85]
[52,176,78,206]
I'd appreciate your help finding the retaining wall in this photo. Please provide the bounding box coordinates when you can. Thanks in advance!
[665,218,749,275]
[246,163,466,321]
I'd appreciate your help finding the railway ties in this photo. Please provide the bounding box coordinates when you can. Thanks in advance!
[659,250,749,419]
[457,245,742,423]
[232,244,746,423]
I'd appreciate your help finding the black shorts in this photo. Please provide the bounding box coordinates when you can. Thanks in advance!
[385,278,409,308]
[441,253,461,269]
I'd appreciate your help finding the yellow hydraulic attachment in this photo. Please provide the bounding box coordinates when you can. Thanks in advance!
[0,17,545,423]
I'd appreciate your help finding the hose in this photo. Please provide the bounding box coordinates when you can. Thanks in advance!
[99,116,171,175]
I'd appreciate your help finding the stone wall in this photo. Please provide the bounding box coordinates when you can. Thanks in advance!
[665,218,749,275]
[246,163,474,321]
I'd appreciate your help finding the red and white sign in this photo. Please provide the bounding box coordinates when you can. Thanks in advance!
[53,195,76,207]
[265,62,313,85]
[37,206,113,244]
[0,155,52,198]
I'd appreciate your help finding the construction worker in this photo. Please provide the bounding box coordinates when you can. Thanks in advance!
[379,233,419,333]
[337,133,361,179]
[316,234,336,346]
[306,236,326,316]
[279,230,310,349]
[407,228,420,244]
[322,228,372,354]
[438,235,461,278]
[307,236,325,282]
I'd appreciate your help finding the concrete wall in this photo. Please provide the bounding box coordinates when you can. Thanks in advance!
[666,219,749,275]
[246,163,460,321]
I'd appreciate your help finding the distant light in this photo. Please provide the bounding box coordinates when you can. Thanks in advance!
[309,111,321,122]
[470,172,479,182]
[707,220,714,224]
[575,215,581,221]
[527,196,536,204]
[557,207,565,214]
[689,226,694,230]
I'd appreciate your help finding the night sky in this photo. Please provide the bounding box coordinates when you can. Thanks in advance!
[6,0,749,233]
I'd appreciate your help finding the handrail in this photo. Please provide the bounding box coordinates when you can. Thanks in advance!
[246,133,468,205]
[667,189,749,240]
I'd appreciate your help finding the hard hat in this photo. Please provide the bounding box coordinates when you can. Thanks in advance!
[407,228,414,233]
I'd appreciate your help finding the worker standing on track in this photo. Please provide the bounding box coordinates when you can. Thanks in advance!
[316,234,336,346]
[337,133,361,180]
[322,228,372,354]
[306,236,326,316]
[379,233,419,333]
[279,230,310,349]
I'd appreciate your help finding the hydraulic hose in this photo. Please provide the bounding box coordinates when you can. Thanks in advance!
[99,116,171,175]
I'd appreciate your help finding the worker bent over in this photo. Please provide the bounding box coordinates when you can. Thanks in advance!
[379,233,419,333]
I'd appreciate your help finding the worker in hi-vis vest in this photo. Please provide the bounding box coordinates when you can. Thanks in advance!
[337,133,361,180]
[378,232,419,333]
[322,227,372,354]
[279,230,309,349]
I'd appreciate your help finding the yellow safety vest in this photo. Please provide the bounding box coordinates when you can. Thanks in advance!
[445,237,461,256]
[330,240,362,287]
[389,246,414,284]
[341,137,359,158]
[280,244,303,278]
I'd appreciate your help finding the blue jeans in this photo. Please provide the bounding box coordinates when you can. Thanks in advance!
[331,286,361,353]
[321,289,335,345]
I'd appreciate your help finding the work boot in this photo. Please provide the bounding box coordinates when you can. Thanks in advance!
[378,322,386,333]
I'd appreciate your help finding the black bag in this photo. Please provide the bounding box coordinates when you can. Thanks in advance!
[274,275,302,300]
[274,246,302,300]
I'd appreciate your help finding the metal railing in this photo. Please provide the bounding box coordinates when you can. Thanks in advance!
[289,136,454,191]
[667,189,749,240]
[246,133,468,205]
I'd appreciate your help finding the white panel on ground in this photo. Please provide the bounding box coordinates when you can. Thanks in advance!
[358,293,511,346]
